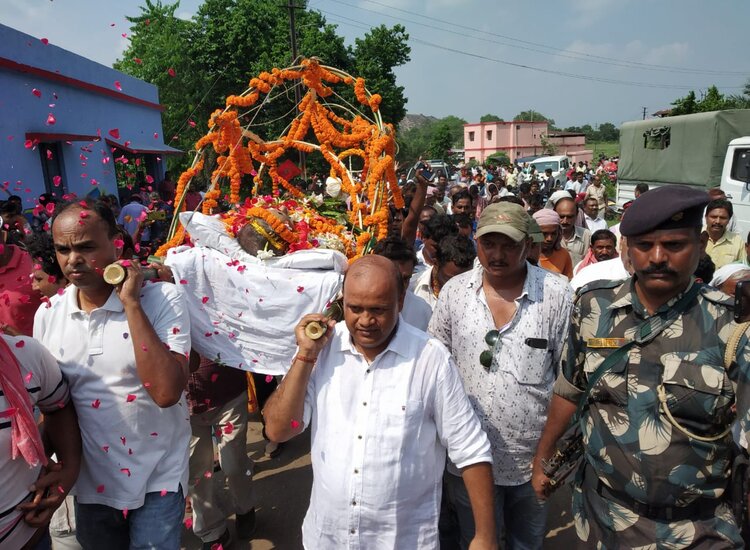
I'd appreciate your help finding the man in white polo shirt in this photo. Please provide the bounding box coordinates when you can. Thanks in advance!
[34,198,191,549]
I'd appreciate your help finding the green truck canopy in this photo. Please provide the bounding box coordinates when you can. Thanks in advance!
[618,109,750,189]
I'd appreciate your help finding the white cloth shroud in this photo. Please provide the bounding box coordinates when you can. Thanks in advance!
[164,212,345,375]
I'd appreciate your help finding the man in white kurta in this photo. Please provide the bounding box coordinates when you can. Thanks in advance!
[263,255,497,550]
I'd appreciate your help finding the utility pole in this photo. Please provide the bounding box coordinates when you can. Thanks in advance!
[642,107,647,120]
[286,1,306,177]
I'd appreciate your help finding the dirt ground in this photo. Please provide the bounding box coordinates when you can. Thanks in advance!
[181,413,586,549]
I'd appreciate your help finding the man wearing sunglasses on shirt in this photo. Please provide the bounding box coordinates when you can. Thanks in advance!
[429,202,573,549]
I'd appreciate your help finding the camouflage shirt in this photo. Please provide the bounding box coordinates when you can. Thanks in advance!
[553,277,750,548]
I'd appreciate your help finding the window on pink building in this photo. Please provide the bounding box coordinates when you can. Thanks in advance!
[486,130,492,140]
[468,131,475,141]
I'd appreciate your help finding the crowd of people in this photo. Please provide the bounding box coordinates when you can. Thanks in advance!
[2,154,750,550]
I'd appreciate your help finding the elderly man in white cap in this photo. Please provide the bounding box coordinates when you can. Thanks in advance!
[548,190,590,266]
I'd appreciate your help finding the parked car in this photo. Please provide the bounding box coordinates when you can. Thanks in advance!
[525,155,572,188]
[406,159,451,182]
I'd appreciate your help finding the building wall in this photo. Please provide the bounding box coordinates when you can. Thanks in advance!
[464,121,548,162]
[0,24,174,213]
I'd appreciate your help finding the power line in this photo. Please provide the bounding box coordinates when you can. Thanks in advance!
[319,10,744,90]
[325,0,749,77]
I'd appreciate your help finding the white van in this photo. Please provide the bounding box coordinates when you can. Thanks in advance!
[721,137,750,239]
[527,155,571,188]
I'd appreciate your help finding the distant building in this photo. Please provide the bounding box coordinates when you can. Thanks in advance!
[0,24,180,213]
[463,121,592,163]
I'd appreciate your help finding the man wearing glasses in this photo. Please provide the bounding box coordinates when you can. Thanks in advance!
[429,202,573,549]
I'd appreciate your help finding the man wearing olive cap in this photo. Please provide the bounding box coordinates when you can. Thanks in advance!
[429,202,572,549]
[532,185,750,548]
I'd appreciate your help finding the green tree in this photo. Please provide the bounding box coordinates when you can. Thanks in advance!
[395,115,466,165]
[670,90,698,115]
[597,122,619,142]
[427,122,454,160]
[116,0,410,171]
[114,1,198,158]
[513,110,554,127]
[699,85,731,112]
[480,114,503,122]
[351,24,411,127]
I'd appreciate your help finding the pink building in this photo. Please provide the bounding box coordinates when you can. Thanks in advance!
[464,121,548,163]
[548,132,593,164]
[463,121,593,163]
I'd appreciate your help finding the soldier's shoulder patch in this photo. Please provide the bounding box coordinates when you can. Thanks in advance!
[700,284,734,308]
[576,277,628,298]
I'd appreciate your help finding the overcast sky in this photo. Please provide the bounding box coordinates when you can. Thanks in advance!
[3,0,748,128]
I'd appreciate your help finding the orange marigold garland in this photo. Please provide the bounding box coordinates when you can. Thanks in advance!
[159,58,402,260]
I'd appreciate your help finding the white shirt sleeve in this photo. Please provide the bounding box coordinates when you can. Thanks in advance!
[431,343,492,469]
[148,284,191,357]
[428,289,452,348]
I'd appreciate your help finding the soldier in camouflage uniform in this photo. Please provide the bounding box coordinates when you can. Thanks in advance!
[532,185,750,548]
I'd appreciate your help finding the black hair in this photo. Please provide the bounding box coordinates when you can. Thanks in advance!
[0,200,21,217]
[590,229,617,246]
[528,193,545,209]
[452,213,472,229]
[694,254,715,284]
[372,236,418,267]
[421,205,438,216]
[706,198,733,219]
[130,195,143,203]
[634,183,649,194]
[23,231,65,279]
[496,195,525,207]
[422,213,458,242]
[51,197,119,237]
[388,205,408,219]
[116,225,136,259]
[451,189,471,205]
[8,195,22,205]
[519,182,531,195]
[436,235,476,269]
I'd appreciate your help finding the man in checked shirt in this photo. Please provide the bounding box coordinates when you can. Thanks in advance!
[429,202,573,550]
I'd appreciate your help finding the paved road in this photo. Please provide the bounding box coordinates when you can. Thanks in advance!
[182,414,588,549]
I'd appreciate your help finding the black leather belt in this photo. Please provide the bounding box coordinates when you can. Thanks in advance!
[583,463,720,522]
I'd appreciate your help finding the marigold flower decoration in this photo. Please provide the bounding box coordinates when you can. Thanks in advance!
[157,58,403,259]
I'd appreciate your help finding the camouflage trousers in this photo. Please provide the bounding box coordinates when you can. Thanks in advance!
[571,477,743,549]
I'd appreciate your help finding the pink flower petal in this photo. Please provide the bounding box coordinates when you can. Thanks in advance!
[114,81,122,91]
[167,67,176,77]
[32,88,41,98]
[15,340,25,348]
[134,57,142,65]
[184,518,193,530]
[296,286,304,293]
[52,175,61,186]
[201,296,209,304]
[120,468,131,477]
[46,113,56,126]
[91,399,101,409]
[108,128,120,139]
[40,38,49,45]
[290,419,300,429]
[126,394,136,403]
[96,485,105,493]
[265,375,273,383]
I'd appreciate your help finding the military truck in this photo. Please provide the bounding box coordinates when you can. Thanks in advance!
[617,110,750,235]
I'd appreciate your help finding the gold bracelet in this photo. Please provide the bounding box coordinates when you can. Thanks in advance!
[294,354,317,364]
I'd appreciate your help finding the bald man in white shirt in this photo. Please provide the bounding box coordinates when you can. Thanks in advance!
[264,256,497,549]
